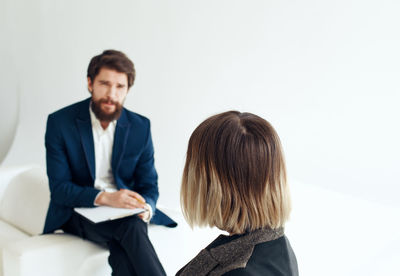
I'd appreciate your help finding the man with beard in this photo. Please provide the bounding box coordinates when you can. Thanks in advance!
[43,50,166,276]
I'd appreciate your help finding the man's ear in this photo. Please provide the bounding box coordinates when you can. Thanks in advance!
[87,77,93,93]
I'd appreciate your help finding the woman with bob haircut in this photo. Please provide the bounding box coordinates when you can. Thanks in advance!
[177,111,298,276]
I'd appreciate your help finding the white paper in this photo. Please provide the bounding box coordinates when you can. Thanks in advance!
[74,206,145,223]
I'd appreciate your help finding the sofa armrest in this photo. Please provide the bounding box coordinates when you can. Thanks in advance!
[2,233,109,276]
[0,165,37,200]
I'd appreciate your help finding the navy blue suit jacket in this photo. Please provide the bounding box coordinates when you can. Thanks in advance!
[43,98,175,234]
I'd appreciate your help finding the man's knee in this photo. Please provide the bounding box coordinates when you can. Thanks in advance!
[124,215,147,230]
[114,216,148,240]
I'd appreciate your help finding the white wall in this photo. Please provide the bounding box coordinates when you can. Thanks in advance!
[1,0,399,211]
[0,0,19,165]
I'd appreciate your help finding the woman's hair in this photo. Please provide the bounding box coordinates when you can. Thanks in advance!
[181,111,291,234]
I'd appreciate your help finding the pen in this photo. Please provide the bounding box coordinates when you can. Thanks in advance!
[135,197,145,204]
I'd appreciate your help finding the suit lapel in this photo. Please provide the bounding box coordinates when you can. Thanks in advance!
[76,99,95,180]
[112,109,131,174]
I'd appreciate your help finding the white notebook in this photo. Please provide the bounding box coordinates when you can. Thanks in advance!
[74,206,145,223]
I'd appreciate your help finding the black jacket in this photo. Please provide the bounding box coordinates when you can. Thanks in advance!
[176,228,298,276]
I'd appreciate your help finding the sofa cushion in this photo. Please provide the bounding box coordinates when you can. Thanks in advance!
[0,167,49,236]
[0,220,28,247]
[2,233,110,276]
[0,220,29,276]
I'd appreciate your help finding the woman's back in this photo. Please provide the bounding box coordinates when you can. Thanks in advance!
[221,234,298,276]
[177,228,298,276]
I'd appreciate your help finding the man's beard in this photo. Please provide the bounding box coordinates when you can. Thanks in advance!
[91,98,123,122]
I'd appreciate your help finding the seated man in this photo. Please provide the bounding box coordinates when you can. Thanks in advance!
[43,49,166,275]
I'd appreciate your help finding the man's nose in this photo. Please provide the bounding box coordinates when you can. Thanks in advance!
[106,85,117,98]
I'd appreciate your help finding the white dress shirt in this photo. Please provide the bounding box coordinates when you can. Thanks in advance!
[89,106,118,192]
[89,105,152,221]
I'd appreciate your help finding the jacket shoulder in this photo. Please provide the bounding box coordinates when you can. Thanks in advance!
[48,98,90,120]
[225,236,298,276]
[123,108,151,127]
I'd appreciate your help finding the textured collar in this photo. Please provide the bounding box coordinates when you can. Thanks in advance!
[178,227,284,276]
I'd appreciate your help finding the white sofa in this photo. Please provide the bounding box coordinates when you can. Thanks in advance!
[0,165,222,276]
[0,165,113,276]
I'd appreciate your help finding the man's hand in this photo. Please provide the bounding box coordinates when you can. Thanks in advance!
[95,189,146,209]
[138,204,151,222]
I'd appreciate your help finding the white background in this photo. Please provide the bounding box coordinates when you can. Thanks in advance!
[1,0,399,275]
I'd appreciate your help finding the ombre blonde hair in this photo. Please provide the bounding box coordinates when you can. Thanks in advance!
[181,111,291,234]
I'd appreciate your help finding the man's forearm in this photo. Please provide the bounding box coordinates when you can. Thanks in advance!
[49,179,100,208]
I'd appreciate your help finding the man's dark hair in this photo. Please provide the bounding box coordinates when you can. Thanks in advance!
[87,49,135,88]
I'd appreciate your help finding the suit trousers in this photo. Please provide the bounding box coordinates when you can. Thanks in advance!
[62,212,166,276]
